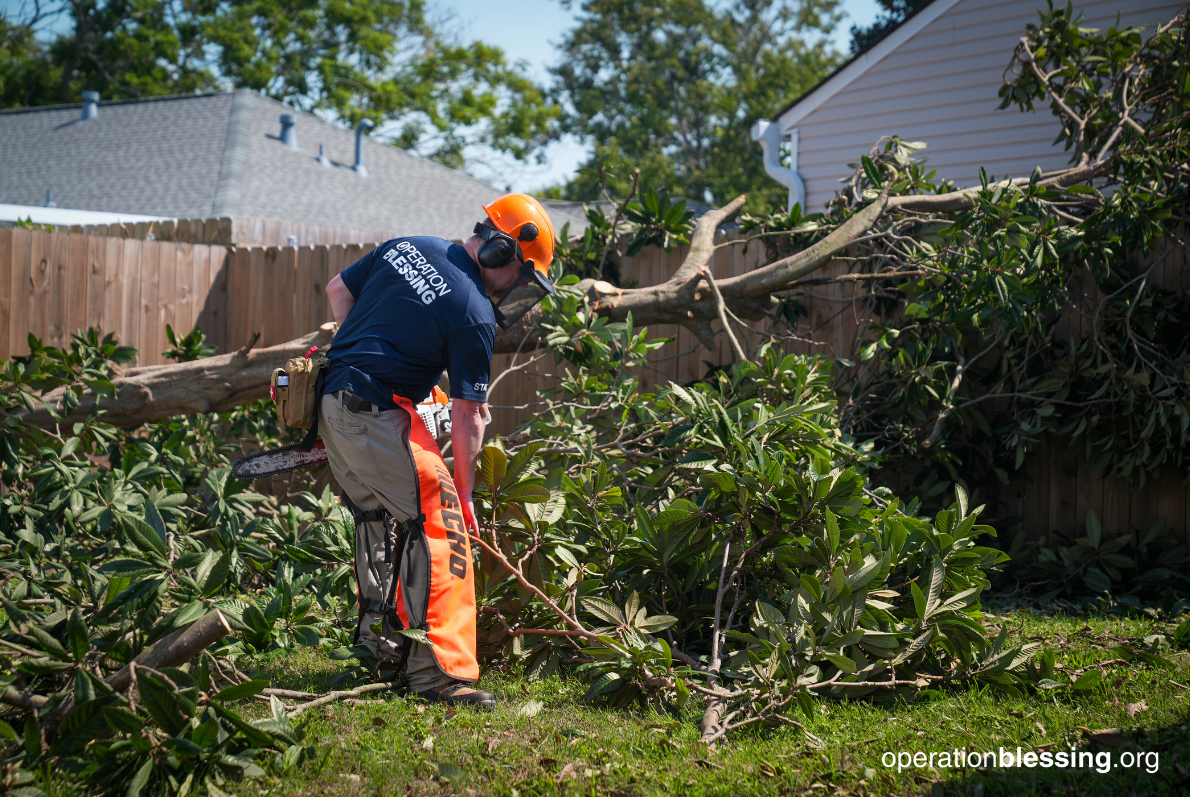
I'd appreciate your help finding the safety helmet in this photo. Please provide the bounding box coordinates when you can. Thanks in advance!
[483,193,555,273]
[475,193,559,329]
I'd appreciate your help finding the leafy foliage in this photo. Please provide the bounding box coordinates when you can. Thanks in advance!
[163,325,217,363]
[1005,509,1190,606]
[553,184,695,286]
[549,0,842,208]
[0,0,556,168]
[469,282,1063,740]
[0,330,358,794]
[737,7,1190,514]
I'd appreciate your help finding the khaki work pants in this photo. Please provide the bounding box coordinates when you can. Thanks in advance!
[319,391,478,692]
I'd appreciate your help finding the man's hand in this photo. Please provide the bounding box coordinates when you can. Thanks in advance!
[450,398,487,535]
[459,493,479,536]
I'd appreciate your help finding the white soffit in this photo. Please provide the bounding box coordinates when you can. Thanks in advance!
[0,204,173,226]
[778,0,966,134]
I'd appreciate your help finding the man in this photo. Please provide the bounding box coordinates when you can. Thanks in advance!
[319,194,557,709]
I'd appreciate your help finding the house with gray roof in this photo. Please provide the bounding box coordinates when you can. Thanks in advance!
[0,89,584,245]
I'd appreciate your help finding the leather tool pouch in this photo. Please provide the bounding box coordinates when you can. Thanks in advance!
[273,349,329,429]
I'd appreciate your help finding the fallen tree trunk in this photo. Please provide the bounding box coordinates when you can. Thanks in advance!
[9,324,336,431]
[41,609,232,734]
[6,156,1107,432]
[493,159,1112,352]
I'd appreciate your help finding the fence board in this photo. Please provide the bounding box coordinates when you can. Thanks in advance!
[0,230,10,361]
[120,239,144,364]
[29,231,51,350]
[45,232,68,349]
[8,229,31,358]
[85,235,105,339]
[203,245,227,351]
[138,241,161,365]
[101,237,122,343]
[157,242,179,366]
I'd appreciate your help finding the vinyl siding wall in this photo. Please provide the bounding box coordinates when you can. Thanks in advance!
[782,0,1184,211]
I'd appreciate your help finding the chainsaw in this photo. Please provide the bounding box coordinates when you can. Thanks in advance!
[232,389,454,481]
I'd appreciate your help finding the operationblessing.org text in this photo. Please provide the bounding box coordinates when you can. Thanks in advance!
[882,747,1159,775]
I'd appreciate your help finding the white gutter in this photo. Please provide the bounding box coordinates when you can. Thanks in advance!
[751,120,804,212]
[0,204,173,226]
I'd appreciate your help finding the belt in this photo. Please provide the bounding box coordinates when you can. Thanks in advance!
[336,390,373,413]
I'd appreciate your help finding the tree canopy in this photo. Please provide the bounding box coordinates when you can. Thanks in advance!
[848,0,930,53]
[0,0,556,168]
[548,0,842,208]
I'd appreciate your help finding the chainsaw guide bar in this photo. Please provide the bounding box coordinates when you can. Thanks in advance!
[232,440,329,481]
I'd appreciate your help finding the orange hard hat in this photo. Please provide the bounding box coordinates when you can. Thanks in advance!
[482,193,555,274]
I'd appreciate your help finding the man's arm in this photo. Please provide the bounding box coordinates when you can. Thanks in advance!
[326,274,355,325]
[450,398,487,534]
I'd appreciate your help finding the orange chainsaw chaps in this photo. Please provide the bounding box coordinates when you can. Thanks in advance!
[392,396,479,682]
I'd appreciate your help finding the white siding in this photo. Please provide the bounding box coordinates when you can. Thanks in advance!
[780,0,1184,211]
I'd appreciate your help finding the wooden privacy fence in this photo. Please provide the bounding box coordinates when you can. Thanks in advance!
[6,215,393,248]
[0,227,229,365]
[1,226,1188,547]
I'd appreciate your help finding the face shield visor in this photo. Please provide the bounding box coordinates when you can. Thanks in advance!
[490,259,557,330]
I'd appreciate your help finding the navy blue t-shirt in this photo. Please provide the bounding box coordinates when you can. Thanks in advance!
[321,237,496,409]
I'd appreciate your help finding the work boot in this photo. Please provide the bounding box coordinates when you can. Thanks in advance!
[416,682,497,710]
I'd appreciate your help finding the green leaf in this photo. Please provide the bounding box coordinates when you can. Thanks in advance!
[924,558,945,617]
[1072,669,1102,691]
[824,654,857,674]
[127,758,154,797]
[23,715,40,757]
[910,581,927,625]
[504,483,551,503]
[200,551,232,596]
[393,628,433,646]
[119,513,167,557]
[582,597,626,626]
[214,679,269,703]
[825,509,839,556]
[28,626,70,660]
[1085,509,1102,548]
[502,441,547,489]
[861,155,883,188]
[479,446,508,492]
[635,615,678,633]
[52,695,114,754]
[102,706,145,734]
[211,703,275,747]
[66,609,89,662]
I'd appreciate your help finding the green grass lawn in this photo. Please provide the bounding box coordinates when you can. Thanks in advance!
[228,604,1190,796]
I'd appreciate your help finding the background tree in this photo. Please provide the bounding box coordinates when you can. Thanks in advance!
[548,0,842,208]
[0,0,557,168]
[848,0,930,53]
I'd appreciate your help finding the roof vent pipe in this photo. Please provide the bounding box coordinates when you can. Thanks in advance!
[279,114,297,149]
[44,189,58,208]
[353,119,375,177]
[81,91,99,122]
[750,120,804,212]
[317,143,331,167]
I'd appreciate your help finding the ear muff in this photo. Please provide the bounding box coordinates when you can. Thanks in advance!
[473,222,519,269]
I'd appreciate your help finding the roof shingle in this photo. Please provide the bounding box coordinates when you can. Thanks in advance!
[0,90,583,240]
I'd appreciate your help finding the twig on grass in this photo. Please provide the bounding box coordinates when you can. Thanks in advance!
[287,681,402,719]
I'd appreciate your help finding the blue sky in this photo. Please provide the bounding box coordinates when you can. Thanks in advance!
[1,0,883,191]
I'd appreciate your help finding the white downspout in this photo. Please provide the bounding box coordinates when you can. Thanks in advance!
[750,119,805,212]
